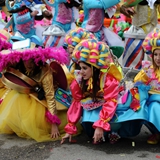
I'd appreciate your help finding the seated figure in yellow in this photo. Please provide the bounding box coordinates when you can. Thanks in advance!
[0,45,76,142]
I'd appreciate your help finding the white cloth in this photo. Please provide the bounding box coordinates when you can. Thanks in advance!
[146,0,157,9]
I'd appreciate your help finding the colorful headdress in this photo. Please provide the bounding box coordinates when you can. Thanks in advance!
[0,46,69,72]
[63,27,96,49]
[0,29,12,51]
[72,39,113,69]
[142,28,160,55]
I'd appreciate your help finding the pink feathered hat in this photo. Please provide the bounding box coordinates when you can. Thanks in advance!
[0,46,69,72]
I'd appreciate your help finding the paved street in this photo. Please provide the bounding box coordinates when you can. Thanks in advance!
[0,125,160,160]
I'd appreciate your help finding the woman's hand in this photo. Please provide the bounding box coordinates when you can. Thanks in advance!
[51,123,60,139]
[61,133,72,144]
[93,127,104,143]
[120,5,136,18]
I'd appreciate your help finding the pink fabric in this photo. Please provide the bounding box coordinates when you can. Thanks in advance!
[0,38,12,51]
[0,47,69,72]
[45,110,61,125]
[17,21,34,34]
[56,3,72,24]
[0,33,7,41]
[86,9,104,32]
[64,80,83,134]
[93,74,119,131]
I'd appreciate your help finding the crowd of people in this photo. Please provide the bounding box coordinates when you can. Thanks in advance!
[0,0,160,146]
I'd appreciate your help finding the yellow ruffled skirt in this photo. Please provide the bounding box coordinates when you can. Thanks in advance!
[0,87,82,142]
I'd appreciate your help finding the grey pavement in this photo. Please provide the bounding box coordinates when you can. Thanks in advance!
[0,125,160,160]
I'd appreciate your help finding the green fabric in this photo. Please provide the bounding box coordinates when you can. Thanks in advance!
[110,46,124,58]
[123,0,143,7]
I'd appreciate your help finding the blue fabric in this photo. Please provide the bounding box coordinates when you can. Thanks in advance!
[82,107,102,123]
[147,94,160,132]
[45,0,72,32]
[110,86,150,137]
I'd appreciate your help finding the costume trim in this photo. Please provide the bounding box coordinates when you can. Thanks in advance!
[45,110,61,125]
[0,47,69,72]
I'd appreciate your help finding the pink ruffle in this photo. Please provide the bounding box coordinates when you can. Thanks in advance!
[93,120,111,132]
[64,123,77,135]
[0,46,69,72]
[0,38,12,51]
[45,111,61,125]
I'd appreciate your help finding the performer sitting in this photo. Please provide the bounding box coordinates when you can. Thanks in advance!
[61,39,123,144]
[0,43,81,142]
[134,27,160,144]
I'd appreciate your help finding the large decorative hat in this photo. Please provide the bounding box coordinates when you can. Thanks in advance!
[72,39,113,69]
[0,46,69,72]
[63,27,96,49]
[0,29,12,51]
[142,27,160,55]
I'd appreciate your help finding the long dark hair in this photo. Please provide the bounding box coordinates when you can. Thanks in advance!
[80,62,100,102]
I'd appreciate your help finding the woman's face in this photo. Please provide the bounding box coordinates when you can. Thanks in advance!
[79,62,92,80]
[67,47,74,58]
[153,49,160,67]
[23,59,36,72]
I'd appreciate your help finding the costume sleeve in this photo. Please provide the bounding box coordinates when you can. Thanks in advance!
[42,68,61,125]
[134,69,149,84]
[93,73,119,131]
[64,79,83,135]
[123,0,143,7]
[84,0,120,9]
[0,76,4,88]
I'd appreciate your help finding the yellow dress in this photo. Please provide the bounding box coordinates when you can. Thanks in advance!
[0,65,81,142]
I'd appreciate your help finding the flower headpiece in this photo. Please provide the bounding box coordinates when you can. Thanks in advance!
[63,27,96,49]
[0,47,69,72]
[72,39,113,69]
[143,27,160,55]
[0,29,12,51]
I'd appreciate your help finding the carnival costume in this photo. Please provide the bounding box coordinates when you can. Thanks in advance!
[42,0,81,47]
[133,28,160,136]
[121,0,160,69]
[5,0,43,46]
[63,39,123,140]
[63,27,97,69]
[0,45,81,142]
[81,0,124,50]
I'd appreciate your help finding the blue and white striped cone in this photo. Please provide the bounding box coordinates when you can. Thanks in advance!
[122,33,146,69]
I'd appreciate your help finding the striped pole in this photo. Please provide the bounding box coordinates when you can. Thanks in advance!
[122,32,146,69]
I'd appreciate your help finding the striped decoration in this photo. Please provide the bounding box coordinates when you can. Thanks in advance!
[42,35,65,48]
[122,37,145,69]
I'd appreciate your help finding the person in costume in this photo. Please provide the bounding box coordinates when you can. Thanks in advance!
[80,0,124,49]
[63,27,97,69]
[5,0,48,45]
[0,43,81,142]
[120,0,160,69]
[42,0,82,47]
[120,0,160,34]
[133,27,160,144]
[60,39,123,144]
